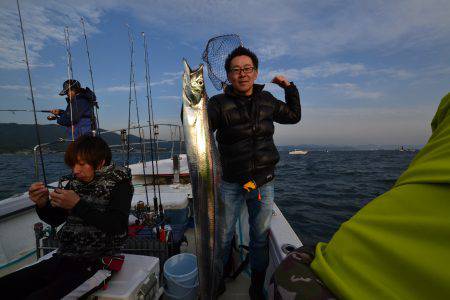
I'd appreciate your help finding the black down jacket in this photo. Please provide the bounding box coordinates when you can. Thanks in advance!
[208,83,301,187]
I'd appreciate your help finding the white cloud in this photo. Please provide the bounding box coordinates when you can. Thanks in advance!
[2,0,446,146]
[261,81,383,103]
[97,71,181,93]
[3,0,449,71]
[369,68,414,80]
[0,82,62,102]
[301,63,366,78]
[151,78,177,86]
[0,0,109,70]
[151,72,183,86]
[329,83,383,100]
[157,95,180,101]
[259,0,450,60]
[100,84,144,93]
[125,0,447,61]
[260,62,412,82]
[0,84,28,90]
[163,71,183,77]
[419,65,450,80]
[260,62,366,82]
[256,41,291,61]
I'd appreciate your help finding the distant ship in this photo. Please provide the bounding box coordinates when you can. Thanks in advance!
[399,146,416,152]
[289,149,308,155]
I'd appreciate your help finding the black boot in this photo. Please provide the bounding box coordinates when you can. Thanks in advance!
[249,270,266,300]
[215,278,226,298]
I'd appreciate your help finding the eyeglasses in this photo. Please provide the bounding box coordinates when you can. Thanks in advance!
[229,66,255,75]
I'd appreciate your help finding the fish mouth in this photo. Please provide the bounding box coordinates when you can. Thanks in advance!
[183,58,204,77]
[182,58,205,106]
[183,58,192,74]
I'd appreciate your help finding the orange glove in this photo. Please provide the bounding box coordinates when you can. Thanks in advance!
[243,180,257,192]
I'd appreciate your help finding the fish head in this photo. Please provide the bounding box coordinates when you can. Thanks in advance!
[182,58,205,107]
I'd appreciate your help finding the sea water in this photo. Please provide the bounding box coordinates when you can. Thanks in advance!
[0,150,416,245]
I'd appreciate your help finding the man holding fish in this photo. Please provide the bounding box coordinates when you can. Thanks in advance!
[208,46,301,299]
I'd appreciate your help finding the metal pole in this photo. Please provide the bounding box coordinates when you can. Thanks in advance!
[80,17,100,135]
[127,25,151,208]
[17,0,47,185]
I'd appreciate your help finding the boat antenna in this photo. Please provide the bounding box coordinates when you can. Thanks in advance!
[16,0,48,185]
[141,32,164,220]
[126,25,151,209]
[63,26,75,141]
[80,17,100,136]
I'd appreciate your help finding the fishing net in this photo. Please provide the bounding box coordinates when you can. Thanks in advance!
[202,34,243,90]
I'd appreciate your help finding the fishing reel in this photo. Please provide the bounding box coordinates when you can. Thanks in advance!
[132,201,157,227]
[46,174,73,191]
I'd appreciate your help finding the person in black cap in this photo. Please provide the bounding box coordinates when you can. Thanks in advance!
[49,79,98,140]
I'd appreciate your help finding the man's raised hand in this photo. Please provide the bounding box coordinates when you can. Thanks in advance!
[271,75,291,88]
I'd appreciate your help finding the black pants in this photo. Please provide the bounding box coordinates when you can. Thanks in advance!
[0,254,99,300]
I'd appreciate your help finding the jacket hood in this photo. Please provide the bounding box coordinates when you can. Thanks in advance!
[65,87,97,103]
[79,87,97,102]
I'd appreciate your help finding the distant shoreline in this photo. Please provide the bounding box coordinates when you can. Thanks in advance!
[0,123,422,153]
[0,150,34,155]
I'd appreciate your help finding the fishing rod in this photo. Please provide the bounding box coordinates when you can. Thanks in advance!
[125,24,133,167]
[16,0,48,185]
[142,32,164,220]
[0,109,52,113]
[64,27,74,81]
[126,25,151,210]
[63,26,75,141]
[80,17,100,136]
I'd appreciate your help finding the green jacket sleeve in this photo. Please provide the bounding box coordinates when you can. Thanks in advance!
[311,93,450,299]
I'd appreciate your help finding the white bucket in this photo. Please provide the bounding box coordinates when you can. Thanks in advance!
[163,253,198,300]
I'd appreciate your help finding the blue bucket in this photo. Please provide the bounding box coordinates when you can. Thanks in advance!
[164,253,198,300]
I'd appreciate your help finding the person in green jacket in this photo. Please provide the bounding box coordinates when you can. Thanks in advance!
[271,93,450,299]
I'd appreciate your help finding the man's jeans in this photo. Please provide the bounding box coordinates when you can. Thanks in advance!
[220,180,274,273]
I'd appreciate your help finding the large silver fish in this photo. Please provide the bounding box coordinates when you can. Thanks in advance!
[181,59,223,299]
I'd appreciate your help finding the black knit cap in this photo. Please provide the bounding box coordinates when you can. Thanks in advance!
[59,79,81,96]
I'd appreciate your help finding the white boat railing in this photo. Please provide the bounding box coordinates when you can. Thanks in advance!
[31,123,185,182]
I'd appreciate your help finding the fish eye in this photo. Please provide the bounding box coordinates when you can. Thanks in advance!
[198,79,203,85]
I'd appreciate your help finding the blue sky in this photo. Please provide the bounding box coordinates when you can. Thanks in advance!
[0,0,449,146]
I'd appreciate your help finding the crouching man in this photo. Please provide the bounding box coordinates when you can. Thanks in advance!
[0,135,133,299]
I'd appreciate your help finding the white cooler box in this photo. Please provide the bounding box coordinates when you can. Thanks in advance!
[131,184,191,225]
[93,254,160,300]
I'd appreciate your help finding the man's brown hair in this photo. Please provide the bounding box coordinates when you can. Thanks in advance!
[64,135,112,169]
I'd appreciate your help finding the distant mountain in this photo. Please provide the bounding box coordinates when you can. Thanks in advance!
[278,144,357,151]
[0,123,185,154]
[278,144,423,151]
